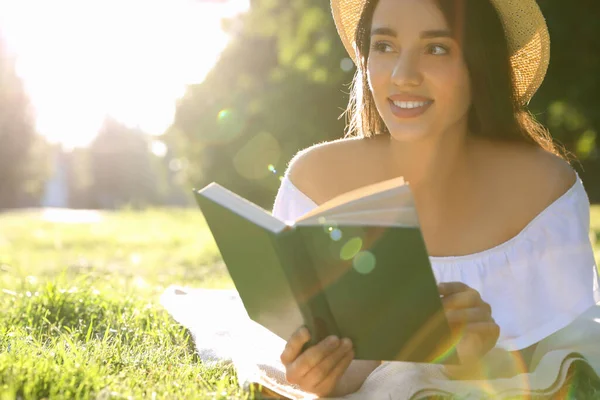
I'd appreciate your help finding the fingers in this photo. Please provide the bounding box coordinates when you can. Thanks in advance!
[438,282,469,296]
[465,321,500,336]
[302,338,354,389]
[280,326,311,365]
[446,307,492,325]
[440,284,501,367]
[465,322,501,358]
[286,335,341,380]
[312,345,355,396]
[441,288,482,310]
[466,321,500,347]
[439,283,493,320]
[282,331,355,397]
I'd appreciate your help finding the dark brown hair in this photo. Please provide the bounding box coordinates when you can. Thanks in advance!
[344,0,569,160]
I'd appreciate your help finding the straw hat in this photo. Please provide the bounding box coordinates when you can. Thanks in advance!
[331,0,550,105]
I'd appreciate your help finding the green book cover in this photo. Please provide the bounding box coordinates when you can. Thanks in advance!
[194,179,459,364]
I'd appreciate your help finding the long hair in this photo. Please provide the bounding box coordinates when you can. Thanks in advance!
[344,0,570,160]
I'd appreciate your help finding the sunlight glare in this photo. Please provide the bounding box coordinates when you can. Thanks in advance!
[0,0,250,148]
[151,140,168,158]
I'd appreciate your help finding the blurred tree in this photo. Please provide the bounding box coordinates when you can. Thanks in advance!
[170,0,600,205]
[88,118,165,209]
[533,0,600,200]
[65,147,93,209]
[167,0,355,208]
[0,33,48,209]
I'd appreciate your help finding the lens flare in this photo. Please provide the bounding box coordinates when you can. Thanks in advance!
[217,109,230,121]
[330,228,342,241]
[352,251,376,274]
[322,220,338,234]
[340,237,363,261]
[434,344,532,397]
[214,108,245,144]
[233,132,281,180]
[340,57,354,72]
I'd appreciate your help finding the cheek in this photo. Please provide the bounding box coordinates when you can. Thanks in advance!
[454,66,472,114]
[367,59,389,98]
[429,61,471,113]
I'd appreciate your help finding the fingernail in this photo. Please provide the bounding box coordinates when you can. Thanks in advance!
[326,336,339,347]
[341,338,352,349]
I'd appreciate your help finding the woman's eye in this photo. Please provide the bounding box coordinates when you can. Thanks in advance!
[427,44,450,55]
[372,41,394,53]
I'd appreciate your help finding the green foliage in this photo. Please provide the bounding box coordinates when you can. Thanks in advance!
[84,118,190,209]
[167,0,354,208]
[532,1,600,159]
[88,118,161,209]
[0,34,48,209]
[169,1,600,205]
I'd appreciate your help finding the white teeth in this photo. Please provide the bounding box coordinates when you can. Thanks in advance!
[392,100,429,109]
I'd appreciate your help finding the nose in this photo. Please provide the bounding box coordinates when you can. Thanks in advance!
[391,51,423,88]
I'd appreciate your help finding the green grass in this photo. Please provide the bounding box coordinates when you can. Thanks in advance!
[0,207,599,399]
[0,209,252,399]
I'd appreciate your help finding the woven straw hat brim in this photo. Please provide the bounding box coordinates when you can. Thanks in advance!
[331,0,550,105]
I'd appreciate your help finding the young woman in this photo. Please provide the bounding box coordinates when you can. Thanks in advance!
[271,0,600,397]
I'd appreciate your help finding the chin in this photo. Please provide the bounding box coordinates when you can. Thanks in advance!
[386,124,433,142]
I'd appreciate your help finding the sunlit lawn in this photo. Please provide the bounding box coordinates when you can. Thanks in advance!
[0,209,252,399]
[0,207,599,399]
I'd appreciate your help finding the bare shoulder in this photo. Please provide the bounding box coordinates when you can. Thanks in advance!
[508,144,576,203]
[478,141,577,232]
[285,136,380,204]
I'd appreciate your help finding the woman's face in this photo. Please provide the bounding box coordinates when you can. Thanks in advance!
[367,0,472,142]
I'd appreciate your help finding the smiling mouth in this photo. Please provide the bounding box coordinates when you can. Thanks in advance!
[391,100,433,109]
[388,99,434,119]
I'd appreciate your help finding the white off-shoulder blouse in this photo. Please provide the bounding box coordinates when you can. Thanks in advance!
[271,173,600,351]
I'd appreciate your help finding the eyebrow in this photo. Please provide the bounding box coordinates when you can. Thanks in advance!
[370,27,453,39]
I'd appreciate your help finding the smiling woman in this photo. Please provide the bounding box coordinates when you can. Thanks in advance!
[0,0,249,148]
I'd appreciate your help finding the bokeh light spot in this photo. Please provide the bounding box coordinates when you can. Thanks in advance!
[268,164,277,173]
[169,158,183,172]
[233,132,281,180]
[330,228,342,241]
[150,140,168,157]
[340,237,363,261]
[215,108,245,143]
[353,251,376,274]
[340,58,354,72]
[217,109,230,121]
[323,221,338,234]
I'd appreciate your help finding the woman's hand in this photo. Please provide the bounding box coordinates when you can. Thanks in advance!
[438,282,500,379]
[280,326,355,397]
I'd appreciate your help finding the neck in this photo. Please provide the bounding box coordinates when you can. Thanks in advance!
[383,119,474,209]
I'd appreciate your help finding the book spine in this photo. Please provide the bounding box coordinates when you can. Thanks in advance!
[274,229,341,348]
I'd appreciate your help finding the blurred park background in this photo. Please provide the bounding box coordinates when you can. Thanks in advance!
[0,1,599,398]
[0,0,598,212]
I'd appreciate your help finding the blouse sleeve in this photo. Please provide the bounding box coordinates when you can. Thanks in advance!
[271,176,319,223]
[430,176,600,351]
[493,179,600,350]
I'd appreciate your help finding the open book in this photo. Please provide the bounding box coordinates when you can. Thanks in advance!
[194,177,458,364]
